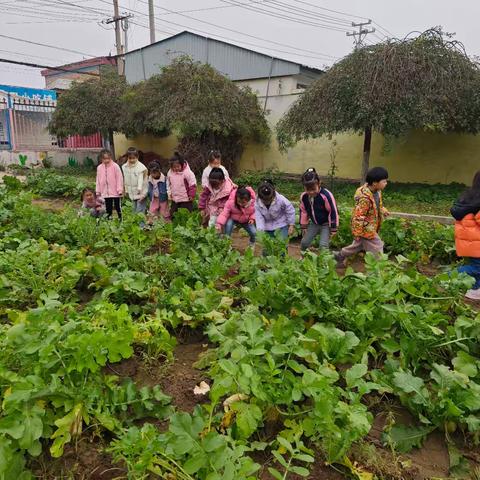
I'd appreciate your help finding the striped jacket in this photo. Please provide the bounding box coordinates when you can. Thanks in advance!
[299,188,339,231]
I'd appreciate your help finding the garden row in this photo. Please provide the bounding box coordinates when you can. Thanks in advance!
[0,183,477,479]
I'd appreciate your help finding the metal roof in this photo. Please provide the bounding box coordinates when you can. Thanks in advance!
[124,31,323,84]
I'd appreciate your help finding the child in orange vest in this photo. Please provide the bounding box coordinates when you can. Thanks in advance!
[451,171,480,300]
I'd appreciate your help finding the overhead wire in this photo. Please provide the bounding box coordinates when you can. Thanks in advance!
[0,34,96,57]
[262,0,353,26]
[0,57,102,75]
[218,0,351,31]
[0,48,72,64]
[130,0,337,60]
[255,0,355,27]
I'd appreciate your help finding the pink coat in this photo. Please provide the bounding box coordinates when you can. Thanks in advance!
[96,162,123,199]
[167,163,197,203]
[198,178,236,217]
[216,186,256,226]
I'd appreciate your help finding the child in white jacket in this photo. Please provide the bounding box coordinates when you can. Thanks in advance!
[122,147,148,213]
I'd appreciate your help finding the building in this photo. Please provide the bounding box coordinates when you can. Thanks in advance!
[114,31,325,169]
[41,57,117,92]
[116,31,480,185]
[0,84,103,168]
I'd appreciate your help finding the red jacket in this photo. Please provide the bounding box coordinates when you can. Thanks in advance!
[455,211,480,258]
[216,187,256,226]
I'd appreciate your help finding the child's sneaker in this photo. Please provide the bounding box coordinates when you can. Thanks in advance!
[333,251,345,267]
[465,289,480,301]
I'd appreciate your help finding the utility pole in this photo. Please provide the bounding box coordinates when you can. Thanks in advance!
[347,20,376,182]
[105,1,132,75]
[346,20,375,49]
[122,16,130,54]
[148,0,156,44]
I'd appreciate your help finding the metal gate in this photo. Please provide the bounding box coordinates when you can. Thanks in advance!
[0,98,10,150]
[11,98,57,149]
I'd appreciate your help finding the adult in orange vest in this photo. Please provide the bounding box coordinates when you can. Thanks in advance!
[451,171,480,300]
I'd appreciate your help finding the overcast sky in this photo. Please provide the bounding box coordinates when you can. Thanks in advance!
[1,0,479,89]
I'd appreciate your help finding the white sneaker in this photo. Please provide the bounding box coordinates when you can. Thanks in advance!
[465,289,480,301]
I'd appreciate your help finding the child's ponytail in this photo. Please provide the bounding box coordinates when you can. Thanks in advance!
[302,168,321,189]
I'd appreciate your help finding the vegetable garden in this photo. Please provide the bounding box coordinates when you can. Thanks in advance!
[1,177,480,479]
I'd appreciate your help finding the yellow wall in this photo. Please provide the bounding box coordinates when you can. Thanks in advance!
[114,133,178,159]
[240,130,480,185]
[115,130,480,186]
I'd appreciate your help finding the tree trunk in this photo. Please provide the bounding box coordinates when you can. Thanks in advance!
[108,129,116,161]
[361,126,372,183]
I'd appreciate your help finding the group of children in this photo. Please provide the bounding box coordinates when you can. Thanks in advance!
[80,147,480,300]
[81,147,391,262]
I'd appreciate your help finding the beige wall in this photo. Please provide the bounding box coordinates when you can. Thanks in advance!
[115,75,480,186]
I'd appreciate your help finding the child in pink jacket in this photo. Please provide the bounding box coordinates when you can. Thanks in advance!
[199,167,236,228]
[166,152,197,218]
[95,149,123,220]
[216,186,256,246]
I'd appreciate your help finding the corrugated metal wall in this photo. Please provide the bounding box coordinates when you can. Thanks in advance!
[125,32,300,84]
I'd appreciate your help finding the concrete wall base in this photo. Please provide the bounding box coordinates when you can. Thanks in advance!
[0,149,102,169]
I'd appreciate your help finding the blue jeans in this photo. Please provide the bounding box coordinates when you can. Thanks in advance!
[458,258,480,289]
[225,219,256,245]
[132,198,146,214]
[265,226,289,240]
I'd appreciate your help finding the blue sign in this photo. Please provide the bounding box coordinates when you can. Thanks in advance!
[0,84,56,101]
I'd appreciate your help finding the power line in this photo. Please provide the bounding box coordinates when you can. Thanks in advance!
[289,0,370,21]
[132,0,337,60]
[1,6,98,22]
[0,48,72,64]
[258,0,354,27]
[0,57,103,75]
[218,0,351,32]
[30,0,110,16]
[288,0,392,38]
[5,1,101,20]
[0,33,95,57]
[264,0,353,25]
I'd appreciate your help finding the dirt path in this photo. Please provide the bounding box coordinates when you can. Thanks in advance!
[158,341,210,412]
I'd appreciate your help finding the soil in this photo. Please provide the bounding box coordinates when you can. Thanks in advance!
[146,341,210,413]
[30,438,123,480]
[32,197,71,212]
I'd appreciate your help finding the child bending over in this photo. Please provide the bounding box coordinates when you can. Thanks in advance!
[216,186,256,247]
[199,167,236,227]
[79,188,105,218]
[256,179,296,239]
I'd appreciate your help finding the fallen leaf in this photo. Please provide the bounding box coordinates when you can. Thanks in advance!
[193,381,210,395]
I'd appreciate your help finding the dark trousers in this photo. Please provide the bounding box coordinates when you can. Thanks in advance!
[105,197,122,220]
[170,201,193,218]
